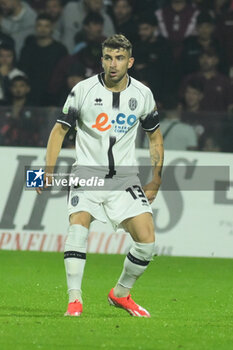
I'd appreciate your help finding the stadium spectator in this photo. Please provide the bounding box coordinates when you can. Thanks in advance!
[58,63,86,106]
[182,78,230,150]
[180,48,233,112]
[112,0,138,44]
[5,75,31,113]
[24,0,47,12]
[142,96,198,150]
[0,75,43,146]
[155,0,199,60]
[59,64,86,148]
[199,133,222,152]
[181,79,206,139]
[160,98,198,151]
[24,0,71,11]
[45,0,64,41]
[191,0,214,13]
[0,0,37,58]
[212,0,232,17]
[0,29,15,49]
[73,12,106,54]
[182,79,204,113]
[58,0,115,53]
[181,12,228,76]
[133,13,174,104]
[49,12,104,99]
[216,7,233,76]
[19,13,67,106]
[133,0,165,15]
[0,44,25,104]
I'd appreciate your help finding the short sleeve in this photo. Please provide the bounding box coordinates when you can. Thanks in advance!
[139,89,160,132]
[57,88,79,128]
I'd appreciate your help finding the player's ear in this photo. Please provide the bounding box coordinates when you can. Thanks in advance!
[101,57,104,67]
[128,57,134,69]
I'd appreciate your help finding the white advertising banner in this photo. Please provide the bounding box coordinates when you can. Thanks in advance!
[0,147,232,258]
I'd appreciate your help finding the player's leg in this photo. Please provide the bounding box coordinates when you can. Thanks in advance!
[64,211,91,316]
[108,212,155,317]
[115,212,155,296]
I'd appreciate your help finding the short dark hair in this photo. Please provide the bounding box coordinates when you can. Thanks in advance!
[138,13,158,27]
[36,13,53,22]
[197,12,215,25]
[0,43,15,53]
[186,79,204,93]
[0,44,16,65]
[102,34,132,56]
[83,12,104,26]
[114,0,134,8]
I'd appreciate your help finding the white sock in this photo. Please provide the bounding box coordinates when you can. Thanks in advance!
[64,224,89,303]
[115,242,155,297]
[68,289,83,303]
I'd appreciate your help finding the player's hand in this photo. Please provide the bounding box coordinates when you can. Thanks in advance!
[36,173,52,194]
[143,181,160,204]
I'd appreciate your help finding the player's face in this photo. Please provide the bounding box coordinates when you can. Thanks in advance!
[102,47,134,83]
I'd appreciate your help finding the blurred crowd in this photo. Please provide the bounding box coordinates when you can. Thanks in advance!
[0,0,233,152]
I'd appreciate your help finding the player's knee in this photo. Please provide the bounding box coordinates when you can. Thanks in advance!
[65,224,89,252]
[139,225,156,243]
[69,212,91,228]
[130,241,156,262]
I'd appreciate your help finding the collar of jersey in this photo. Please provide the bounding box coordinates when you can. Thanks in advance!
[98,72,131,92]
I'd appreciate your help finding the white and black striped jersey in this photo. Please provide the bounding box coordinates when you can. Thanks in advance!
[57,73,159,172]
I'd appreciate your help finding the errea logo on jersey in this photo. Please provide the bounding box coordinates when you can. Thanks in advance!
[92,113,137,132]
[94,98,103,106]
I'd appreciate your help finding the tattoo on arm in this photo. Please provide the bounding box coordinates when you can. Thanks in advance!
[149,140,164,184]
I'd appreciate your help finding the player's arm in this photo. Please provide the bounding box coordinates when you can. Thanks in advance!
[36,122,69,194]
[143,127,164,204]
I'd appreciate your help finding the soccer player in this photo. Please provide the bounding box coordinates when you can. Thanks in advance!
[37,34,164,317]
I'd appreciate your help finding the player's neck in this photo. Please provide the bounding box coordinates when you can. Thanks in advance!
[104,74,128,92]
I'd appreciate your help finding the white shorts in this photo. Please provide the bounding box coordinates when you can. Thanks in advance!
[67,174,152,228]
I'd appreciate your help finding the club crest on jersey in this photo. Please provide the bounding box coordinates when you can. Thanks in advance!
[94,98,103,106]
[128,98,138,111]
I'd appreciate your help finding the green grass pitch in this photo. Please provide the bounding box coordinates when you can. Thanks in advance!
[0,251,233,350]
